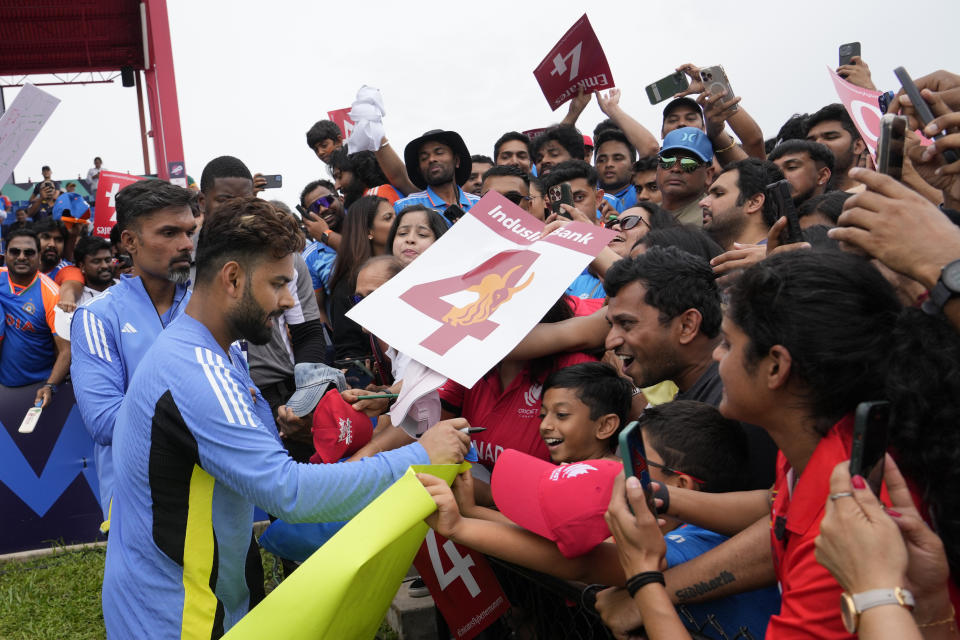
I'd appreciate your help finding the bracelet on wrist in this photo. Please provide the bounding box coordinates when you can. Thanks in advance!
[715,138,738,154]
[626,571,665,597]
[917,605,956,630]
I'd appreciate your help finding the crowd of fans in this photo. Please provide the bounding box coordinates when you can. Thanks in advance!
[2,54,960,640]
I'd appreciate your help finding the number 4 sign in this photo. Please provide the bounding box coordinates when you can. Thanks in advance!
[533,14,614,110]
[413,530,511,640]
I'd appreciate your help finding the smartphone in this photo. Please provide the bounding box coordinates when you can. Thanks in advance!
[699,66,738,112]
[877,90,896,115]
[618,420,657,516]
[894,66,960,164]
[645,71,689,105]
[261,174,282,189]
[849,400,890,495]
[838,42,861,67]
[19,405,42,434]
[766,180,803,244]
[877,114,907,181]
[548,183,574,219]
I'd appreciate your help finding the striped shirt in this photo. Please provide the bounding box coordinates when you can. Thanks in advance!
[102,313,429,638]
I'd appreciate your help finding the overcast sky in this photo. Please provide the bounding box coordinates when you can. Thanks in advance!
[5,0,958,207]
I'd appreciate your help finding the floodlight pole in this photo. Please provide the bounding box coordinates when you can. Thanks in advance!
[141,0,184,182]
[135,71,151,175]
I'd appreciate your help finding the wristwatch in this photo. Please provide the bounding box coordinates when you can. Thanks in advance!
[922,258,960,316]
[840,587,915,633]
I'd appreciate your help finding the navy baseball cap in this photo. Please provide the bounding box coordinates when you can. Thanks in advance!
[662,96,702,120]
[659,127,714,164]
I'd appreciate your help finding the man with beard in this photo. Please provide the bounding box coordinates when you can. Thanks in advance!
[0,228,70,407]
[700,158,783,250]
[767,139,833,205]
[52,236,118,341]
[531,124,585,176]
[198,157,328,461]
[101,197,470,639]
[71,179,196,528]
[328,148,402,208]
[300,179,343,321]
[804,103,867,192]
[394,129,479,223]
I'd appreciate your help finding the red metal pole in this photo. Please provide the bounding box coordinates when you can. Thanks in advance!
[135,70,151,175]
[142,0,184,181]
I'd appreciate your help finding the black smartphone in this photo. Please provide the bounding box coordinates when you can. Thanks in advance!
[645,71,689,105]
[548,183,574,219]
[894,66,960,164]
[877,114,907,181]
[838,42,861,66]
[261,174,282,189]
[766,180,803,244]
[849,400,890,496]
[618,420,657,516]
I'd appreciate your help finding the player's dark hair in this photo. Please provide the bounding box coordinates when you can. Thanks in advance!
[73,235,111,264]
[200,156,253,194]
[386,205,448,255]
[115,179,193,233]
[767,139,835,172]
[31,217,66,239]
[306,120,342,150]
[328,195,389,294]
[594,129,637,163]
[638,400,749,493]
[797,191,851,225]
[481,164,530,186]
[532,125,585,164]
[606,246,722,338]
[633,155,659,173]
[470,154,494,167]
[6,227,40,251]
[543,362,633,448]
[300,179,337,207]
[804,103,862,142]
[195,197,302,284]
[635,225,723,263]
[728,251,900,434]
[493,131,533,162]
[538,160,598,191]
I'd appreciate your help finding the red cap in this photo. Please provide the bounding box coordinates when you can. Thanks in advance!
[583,135,594,148]
[491,449,621,558]
[309,389,373,464]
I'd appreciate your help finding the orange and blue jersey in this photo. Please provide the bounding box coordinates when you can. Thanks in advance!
[0,267,59,386]
[364,183,404,205]
[393,185,480,224]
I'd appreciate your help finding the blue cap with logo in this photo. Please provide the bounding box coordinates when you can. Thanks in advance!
[659,126,714,164]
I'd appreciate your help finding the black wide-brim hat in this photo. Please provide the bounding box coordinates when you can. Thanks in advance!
[403,129,472,190]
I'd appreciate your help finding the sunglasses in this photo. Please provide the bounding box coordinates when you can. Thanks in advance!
[7,247,37,258]
[308,195,337,214]
[645,459,705,485]
[604,215,649,231]
[502,191,533,206]
[658,156,703,173]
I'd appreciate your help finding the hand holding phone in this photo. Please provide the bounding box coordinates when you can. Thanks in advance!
[548,183,574,219]
[838,42,861,67]
[261,174,283,189]
[766,180,803,244]
[894,66,960,164]
[849,401,890,495]
[618,420,657,516]
[876,115,907,181]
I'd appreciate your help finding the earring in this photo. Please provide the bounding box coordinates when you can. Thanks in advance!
[368,234,373,240]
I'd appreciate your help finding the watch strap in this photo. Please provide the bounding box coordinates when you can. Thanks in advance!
[851,587,915,614]
[922,258,960,315]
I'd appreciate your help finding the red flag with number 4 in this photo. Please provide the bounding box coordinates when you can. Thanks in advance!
[93,171,145,238]
[327,108,356,139]
[533,14,614,111]
[413,529,510,639]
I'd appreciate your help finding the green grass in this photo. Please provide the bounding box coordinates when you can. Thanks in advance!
[0,545,398,639]
[0,545,107,640]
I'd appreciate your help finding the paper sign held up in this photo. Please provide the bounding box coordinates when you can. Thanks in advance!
[0,84,60,187]
[327,108,356,140]
[93,171,145,238]
[533,14,614,111]
[347,191,615,388]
